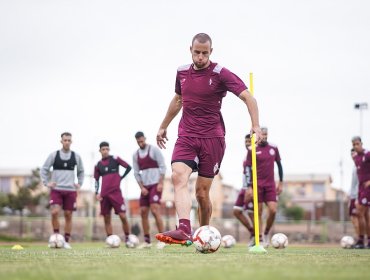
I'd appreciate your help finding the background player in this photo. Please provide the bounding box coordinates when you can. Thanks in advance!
[349,149,359,237]
[351,136,370,249]
[94,141,132,247]
[245,127,283,247]
[41,132,84,249]
[233,134,255,245]
[133,131,166,249]
[155,33,261,246]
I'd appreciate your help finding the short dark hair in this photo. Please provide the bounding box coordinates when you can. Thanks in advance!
[245,134,251,139]
[99,141,109,149]
[61,132,72,138]
[352,136,362,142]
[192,33,212,47]
[135,131,145,139]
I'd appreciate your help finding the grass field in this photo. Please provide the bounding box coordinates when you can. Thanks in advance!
[0,242,369,280]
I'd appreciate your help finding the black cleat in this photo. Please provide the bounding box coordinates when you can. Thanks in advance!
[354,240,365,249]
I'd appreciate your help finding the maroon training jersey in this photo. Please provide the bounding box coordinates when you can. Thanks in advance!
[246,143,281,186]
[175,62,247,138]
[94,156,130,196]
[353,149,370,185]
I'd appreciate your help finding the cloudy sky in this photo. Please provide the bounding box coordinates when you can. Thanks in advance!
[0,0,369,198]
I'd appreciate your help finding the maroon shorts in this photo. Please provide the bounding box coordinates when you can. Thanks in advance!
[348,199,357,216]
[257,185,277,203]
[49,189,77,211]
[233,189,254,212]
[139,184,162,207]
[100,190,126,215]
[358,185,370,207]
[172,136,226,178]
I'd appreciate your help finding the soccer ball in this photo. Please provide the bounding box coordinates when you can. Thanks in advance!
[271,233,288,249]
[106,235,121,248]
[126,234,140,248]
[340,236,355,249]
[221,234,236,248]
[193,225,222,254]
[48,233,65,248]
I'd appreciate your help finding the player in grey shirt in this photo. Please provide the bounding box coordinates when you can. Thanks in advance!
[133,131,166,249]
[41,132,84,249]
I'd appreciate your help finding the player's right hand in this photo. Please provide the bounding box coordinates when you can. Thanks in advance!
[96,194,102,201]
[47,182,57,188]
[156,128,168,149]
[141,187,149,196]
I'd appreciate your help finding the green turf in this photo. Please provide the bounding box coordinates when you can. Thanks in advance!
[0,243,369,280]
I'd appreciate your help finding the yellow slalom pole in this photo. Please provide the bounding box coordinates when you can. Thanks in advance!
[248,72,266,253]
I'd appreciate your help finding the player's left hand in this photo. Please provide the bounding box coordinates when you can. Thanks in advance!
[364,181,370,188]
[74,183,81,189]
[276,182,283,195]
[250,126,263,144]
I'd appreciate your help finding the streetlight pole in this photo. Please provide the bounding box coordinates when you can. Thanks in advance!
[354,102,368,137]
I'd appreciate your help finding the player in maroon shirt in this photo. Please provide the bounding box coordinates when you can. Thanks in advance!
[233,134,255,243]
[245,127,283,247]
[352,136,370,249]
[94,142,132,247]
[155,33,262,245]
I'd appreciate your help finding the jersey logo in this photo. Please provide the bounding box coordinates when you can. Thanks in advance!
[209,78,213,85]
[269,148,275,156]
[213,162,219,174]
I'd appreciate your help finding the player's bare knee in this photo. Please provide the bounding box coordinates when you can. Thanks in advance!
[140,207,149,218]
[150,204,159,215]
[233,209,242,218]
[104,215,111,223]
[64,211,72,220]
[269,208,277,216]
[50,205,60,216]
[195,192,208,205]
[171,170,188,189]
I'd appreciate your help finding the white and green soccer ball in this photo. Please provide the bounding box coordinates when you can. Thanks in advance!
[340,236,354,249]
[193,225,222,254]
[221,234,236,248]
[126,234,140,248]
[48,233,65,249]
[271,233,288,249]
[106,235,121,248]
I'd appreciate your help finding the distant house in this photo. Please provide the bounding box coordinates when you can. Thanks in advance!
[283,173,346,220]
[0,168,34,194]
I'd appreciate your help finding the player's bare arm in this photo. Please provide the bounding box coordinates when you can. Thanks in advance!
[157,94,183,149]
[238,89,262,143]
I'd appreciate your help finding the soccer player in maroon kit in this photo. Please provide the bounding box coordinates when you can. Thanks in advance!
[94,142,132,247]
[233,134,255,244]
[245,127,283,247]
[352,136,370,249]
[155,33,262,245]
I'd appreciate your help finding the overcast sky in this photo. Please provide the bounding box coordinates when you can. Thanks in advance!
[0,0,369,198]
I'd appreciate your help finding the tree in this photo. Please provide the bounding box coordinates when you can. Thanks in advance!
[6,168,43,237]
